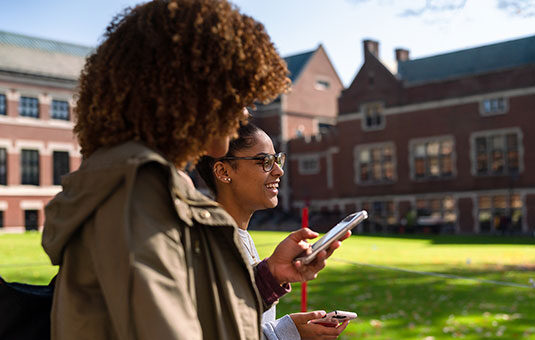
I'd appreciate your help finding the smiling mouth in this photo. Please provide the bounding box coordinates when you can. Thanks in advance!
[265,182,279,190]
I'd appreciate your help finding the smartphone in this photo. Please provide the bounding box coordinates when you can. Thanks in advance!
[295,210,368,265]
[310,310,358,327]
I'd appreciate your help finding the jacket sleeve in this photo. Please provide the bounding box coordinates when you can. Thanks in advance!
[127,163,202,339]
[262,315,301,340]
[254,259,291,310]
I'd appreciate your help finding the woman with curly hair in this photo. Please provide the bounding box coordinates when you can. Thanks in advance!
[41,1,344,339]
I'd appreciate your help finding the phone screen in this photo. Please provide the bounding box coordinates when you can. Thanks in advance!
[311,212,363,251]
[295,210,368,264]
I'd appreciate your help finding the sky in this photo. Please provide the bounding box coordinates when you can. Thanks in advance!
[1,0,534,87]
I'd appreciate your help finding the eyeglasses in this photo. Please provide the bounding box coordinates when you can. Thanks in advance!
[217,152,286,172]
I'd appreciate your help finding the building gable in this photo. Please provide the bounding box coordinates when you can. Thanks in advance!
[339,40,402,115]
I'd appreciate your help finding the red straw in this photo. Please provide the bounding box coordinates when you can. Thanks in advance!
[301,206,308,312]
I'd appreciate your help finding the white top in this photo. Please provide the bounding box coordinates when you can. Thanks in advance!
[236,228,300,340]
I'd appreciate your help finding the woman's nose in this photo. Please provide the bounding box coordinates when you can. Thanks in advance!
[271,162,284,177]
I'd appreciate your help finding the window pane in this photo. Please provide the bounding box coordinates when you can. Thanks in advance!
[414,158,425,177]
[511,194,522,209]
[415,144,426,157]
[51,100,70,120]
[0,148,6,185]
[478,196,491,209]
[428,156,439,176]
[359,149,370,163]
[427,142,439,156]
[358,144,394,183]
[493,195,507,209]
[441,140,453,155]
[0,94,6,115]
[360,164,368,181]
[53,151,70,185]
[19,97,39,118]
[440,156,453,175]
[413,139,453,179]
[21,149,39,185]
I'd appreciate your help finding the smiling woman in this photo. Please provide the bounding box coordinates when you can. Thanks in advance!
[197,123,350,340]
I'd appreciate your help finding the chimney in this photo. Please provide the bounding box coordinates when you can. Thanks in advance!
[395,48,410,62]
[363,39,379,60]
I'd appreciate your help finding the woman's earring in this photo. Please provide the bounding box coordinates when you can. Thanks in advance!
[226,178,232,183]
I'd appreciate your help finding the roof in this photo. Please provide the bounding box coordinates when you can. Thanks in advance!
[0,30,93,80]
[397,34,535,85]
[284,49,315,82]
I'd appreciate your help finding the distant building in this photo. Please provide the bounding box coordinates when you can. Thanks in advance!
[250,45,344,211]
[0,31,91,230]
[288,35,535,235]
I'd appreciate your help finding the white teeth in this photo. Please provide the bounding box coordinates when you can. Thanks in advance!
[266,183,279,189]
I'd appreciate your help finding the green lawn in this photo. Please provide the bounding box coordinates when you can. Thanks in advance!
[1,231,534,339]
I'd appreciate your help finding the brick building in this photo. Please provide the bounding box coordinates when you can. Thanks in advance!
[250,45,343,211]
[0,31,90,231]
[288,35,535,235]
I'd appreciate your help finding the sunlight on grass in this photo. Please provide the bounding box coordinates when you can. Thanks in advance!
[2,231,534,339]
[252,231,535,340]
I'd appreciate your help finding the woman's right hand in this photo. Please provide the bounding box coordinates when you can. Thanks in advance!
[290,311,349,340]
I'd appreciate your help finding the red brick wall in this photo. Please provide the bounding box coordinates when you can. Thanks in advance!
[285,46,343,119]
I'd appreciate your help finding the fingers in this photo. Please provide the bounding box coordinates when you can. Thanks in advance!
[290,228,319,242]
[290,310,326,324]
[336,320,350,332]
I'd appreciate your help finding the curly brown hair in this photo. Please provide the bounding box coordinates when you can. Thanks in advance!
[74,0,289,167]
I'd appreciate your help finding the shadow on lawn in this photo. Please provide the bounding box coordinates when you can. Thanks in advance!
[277,264,535,339]
[358,233,535,245]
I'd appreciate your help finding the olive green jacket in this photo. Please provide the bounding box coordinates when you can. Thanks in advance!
[42,141,263,340]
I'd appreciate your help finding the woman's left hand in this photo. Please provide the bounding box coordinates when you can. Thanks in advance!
[266,228,351,284]
[290,311,349,340]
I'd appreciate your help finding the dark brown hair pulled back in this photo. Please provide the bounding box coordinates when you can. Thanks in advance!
[74,0,289,167]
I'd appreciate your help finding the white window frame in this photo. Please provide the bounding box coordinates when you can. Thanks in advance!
[354,141,396,185]
[314,77,331,91]
[470,127,523,176]
[408,135,456,181]
[298,155,320,175]
[360,102,385,131]
[479,96,508,116]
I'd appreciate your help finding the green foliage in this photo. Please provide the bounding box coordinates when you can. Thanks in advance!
[253,231,535,340]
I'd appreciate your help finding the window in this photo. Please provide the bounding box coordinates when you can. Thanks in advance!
[53,151,70,185]
[0,94,6,115]
[416,196,457,225]
[298,155,320,175]
[480,97,508,116]
[21,149,39,185]
[355,143,395,184]
[51,100,70,120]
[473,130,520,176]
[0,210,3,228]
[477,194,522,233]
[361,200,396,232]
[315,79,330,91]
[361,102,384,130]
[24,210,39,231]
[411,137,454,179]
[19,96,39,118]
[0,148,6,185]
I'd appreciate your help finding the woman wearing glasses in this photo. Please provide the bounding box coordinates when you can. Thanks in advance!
[197,123,349,340]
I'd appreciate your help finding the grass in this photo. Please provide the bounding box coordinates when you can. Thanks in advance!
[1,231,534,339]
[252,231,535,340]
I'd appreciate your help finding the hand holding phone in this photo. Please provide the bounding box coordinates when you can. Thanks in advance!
[310,310,358,327]
[295,210,368,265]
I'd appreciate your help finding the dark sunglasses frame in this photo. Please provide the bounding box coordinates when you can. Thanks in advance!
[217,152,286,172]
